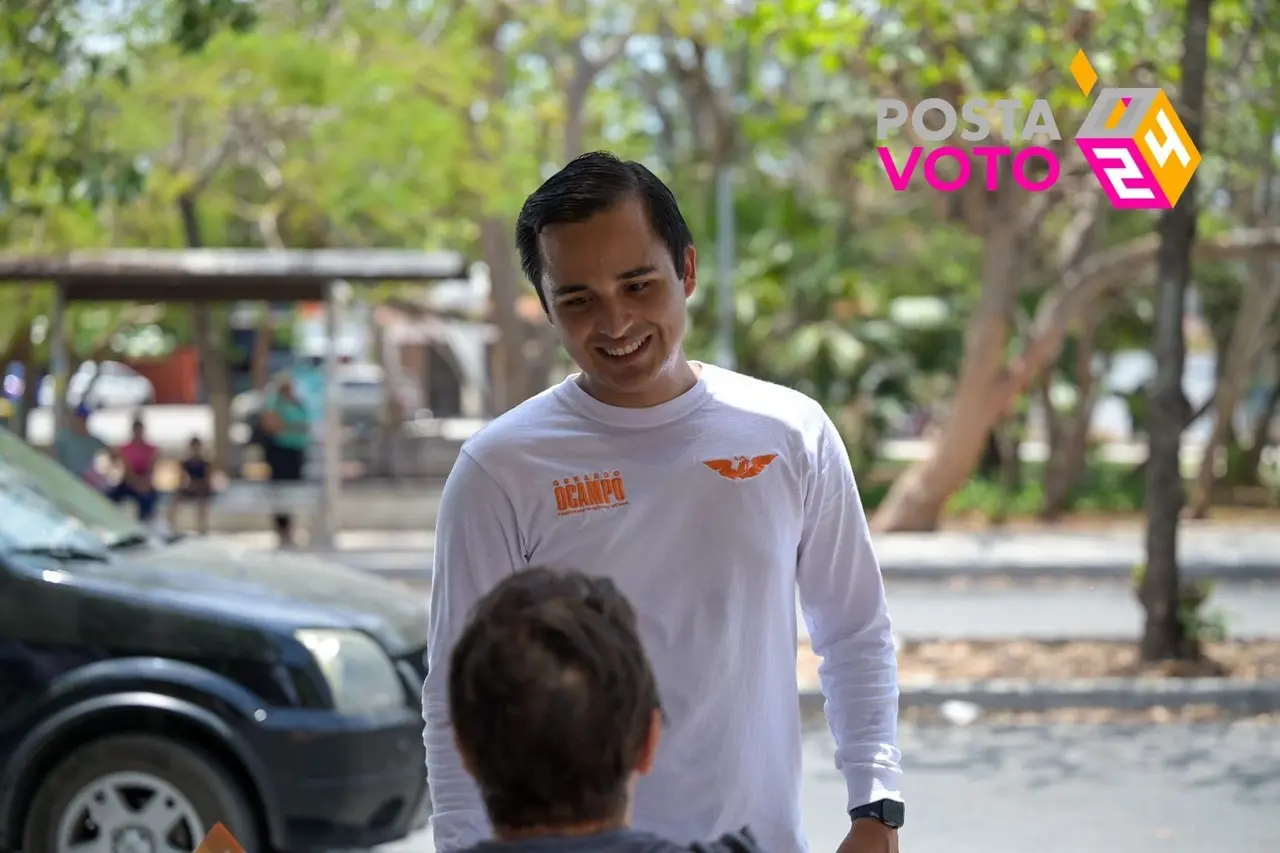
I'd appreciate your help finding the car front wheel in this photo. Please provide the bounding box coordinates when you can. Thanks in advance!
[23,733,261,853]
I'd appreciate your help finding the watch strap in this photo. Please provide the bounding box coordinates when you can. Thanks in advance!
[848,798,905,829]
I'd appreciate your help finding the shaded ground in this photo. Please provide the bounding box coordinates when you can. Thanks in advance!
[373,720,1280,853]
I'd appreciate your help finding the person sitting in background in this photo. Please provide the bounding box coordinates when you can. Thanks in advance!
[51,404,110,490]
[168,435,213,535]
[442,567,763,853]
[107,415,159,524]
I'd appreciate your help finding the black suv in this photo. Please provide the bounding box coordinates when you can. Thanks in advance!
[0,426,431,852]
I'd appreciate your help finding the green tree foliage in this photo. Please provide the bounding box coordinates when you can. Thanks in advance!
[2,0,1278,524]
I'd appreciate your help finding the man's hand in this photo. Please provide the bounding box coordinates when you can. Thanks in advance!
[836,818,899,853]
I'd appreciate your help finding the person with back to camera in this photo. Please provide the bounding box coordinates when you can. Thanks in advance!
[424,151,904,853]
[449,566,764,853]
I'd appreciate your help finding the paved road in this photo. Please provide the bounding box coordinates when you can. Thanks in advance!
[880,581,1280,640]
[207,522,1280,582]
[232,537,1280,640]
[871,528,1280,582]
[370,720,1280,853]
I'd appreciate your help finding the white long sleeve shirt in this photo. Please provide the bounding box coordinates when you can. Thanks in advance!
[422,364,902,853]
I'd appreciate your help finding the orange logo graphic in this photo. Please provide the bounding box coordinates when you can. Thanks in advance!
[195,823,246,853]
[555,470,629,516]
[702,454,778,481]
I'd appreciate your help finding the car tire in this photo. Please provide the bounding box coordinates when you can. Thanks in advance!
[22,733,261,853]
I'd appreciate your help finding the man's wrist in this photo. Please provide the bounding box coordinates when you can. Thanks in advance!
[848,798,905,829]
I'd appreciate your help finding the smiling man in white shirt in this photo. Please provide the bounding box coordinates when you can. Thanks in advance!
[422,151,903,853]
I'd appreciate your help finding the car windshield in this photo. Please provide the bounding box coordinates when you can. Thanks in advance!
[0,426,149,553]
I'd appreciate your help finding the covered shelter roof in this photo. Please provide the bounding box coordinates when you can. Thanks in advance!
[2,247,471,549]
[0,248,468,301]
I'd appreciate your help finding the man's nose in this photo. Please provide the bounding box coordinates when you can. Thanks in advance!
[596,300,634,339]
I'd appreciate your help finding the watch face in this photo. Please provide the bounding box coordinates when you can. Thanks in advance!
[880,799,905,828]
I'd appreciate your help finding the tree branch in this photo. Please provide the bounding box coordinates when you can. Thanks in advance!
[188,128,237,197]
[562,33,629,159]
[1000,227,1280,398]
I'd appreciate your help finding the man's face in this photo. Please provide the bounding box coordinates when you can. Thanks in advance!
[539,199,696,407]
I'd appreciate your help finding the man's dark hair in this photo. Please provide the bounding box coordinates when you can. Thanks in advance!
[515,151,695,312]
[449,567,662,830]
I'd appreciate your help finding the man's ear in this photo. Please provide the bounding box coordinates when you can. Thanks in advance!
[635,708,664,775]
[681,245,697,299]
[454,731,479,780]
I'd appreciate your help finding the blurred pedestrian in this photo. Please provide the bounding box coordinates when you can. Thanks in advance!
[448,567,762,853]
[259,373,310,548]
[424,152,903,853]
[106,414,159,524]
[51,404,110,490]
[168,435,213,535]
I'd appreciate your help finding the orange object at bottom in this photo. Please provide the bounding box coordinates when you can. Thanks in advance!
[195,822,247,853]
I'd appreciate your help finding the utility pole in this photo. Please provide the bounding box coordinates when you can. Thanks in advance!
[714,164,736,370]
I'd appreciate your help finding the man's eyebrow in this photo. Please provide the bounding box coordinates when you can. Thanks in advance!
[617,265,657,280]
[550,266,658,298]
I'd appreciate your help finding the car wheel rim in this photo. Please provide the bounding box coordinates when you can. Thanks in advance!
[56,770,207,853]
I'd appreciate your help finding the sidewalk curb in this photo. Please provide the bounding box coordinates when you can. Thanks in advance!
[335,563,1280,586]
[798,678,1280,715]
[878,563,1280,584]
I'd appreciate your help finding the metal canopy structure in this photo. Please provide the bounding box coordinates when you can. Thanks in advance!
[0,248,467,301]
[0,248,469,548]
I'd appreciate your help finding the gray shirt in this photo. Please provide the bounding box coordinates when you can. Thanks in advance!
[460,828,762,853]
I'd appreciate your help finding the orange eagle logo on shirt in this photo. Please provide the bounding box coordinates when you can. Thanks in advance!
[702,454,778,481]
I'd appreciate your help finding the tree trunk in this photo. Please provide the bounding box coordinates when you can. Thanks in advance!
[872,220,1023,531]
[1189,266,1280,514]
[1042,323,1103,520]
[1242,372,1280,477]
[178,193,234,472]
[1141,0,1212,662]
[1189,123,1279,515]
[19,362,42,439]
[251,308,274,391]
[475,30,617,414]
[370,318,400,478]
[79,363,105,408]
[480,216,528,412]
[874,223,1280,532]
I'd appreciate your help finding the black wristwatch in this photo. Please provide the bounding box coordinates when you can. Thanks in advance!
[849,799,905,829]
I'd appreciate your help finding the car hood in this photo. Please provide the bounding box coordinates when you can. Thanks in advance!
[71,539,430,656]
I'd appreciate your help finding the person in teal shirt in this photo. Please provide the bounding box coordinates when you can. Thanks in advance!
[261,373,311,547]
[52,404,111,489]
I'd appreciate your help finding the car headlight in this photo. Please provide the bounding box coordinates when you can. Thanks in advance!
[294,628,405,715]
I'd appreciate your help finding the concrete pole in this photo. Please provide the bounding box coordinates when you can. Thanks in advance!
[50,282,69,439]
[315,281,346,548]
